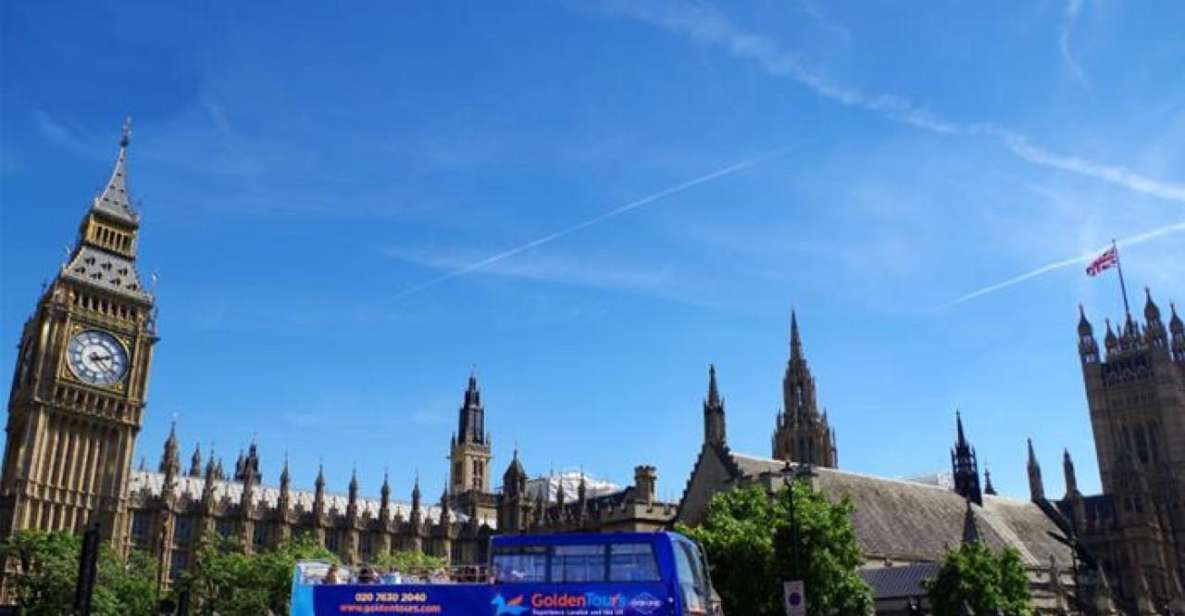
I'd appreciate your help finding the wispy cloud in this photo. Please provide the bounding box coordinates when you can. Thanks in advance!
[943,221,1185,308]
[792,0,851,45]
[389,145,793,301]
[1059,0,1089,86]
[32,110,101,158]
[605,2,1185,204]
[386,245,675,293]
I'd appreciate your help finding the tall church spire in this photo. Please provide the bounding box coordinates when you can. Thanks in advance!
[773,309,837,467]
[950,411,982,505]
[450,371,493,500]
[703,364,727,448]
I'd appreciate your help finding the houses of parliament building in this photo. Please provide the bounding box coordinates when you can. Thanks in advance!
[3,124,1185,613]
[0,125,675,590]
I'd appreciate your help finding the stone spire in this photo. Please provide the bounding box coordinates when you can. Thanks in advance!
[457,371,487,445]
[410,474,423,529]
[503,449,527,497]
[983,466,997,496]
[773,309,837,467]
[1063,449,1078,496]
[313,464,326,517]
[1170,302,1185,363]
[158,421,181,478]
[278,455,291,512]
[348,468,359,510]
[1145,288,1168,346]
[950,411,982,505]
[202,451,217,507]
[1078,305,1100,363]
[1027,438,1045,502]
[90,117,139,225]
[189,442,202,478]
[379,468,391,522]
[703,364,727,447]
[1104,319,1118,353]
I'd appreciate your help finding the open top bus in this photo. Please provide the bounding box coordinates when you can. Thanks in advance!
[291,530,722,616]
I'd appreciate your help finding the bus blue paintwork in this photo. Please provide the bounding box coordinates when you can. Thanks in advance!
[290,531,720,616]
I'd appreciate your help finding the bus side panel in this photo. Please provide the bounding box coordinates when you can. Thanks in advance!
[311,584,494,615]
[491,581,673,615]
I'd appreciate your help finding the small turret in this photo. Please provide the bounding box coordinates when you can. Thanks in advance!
[202,454,217,507]
[1104,319,1118,354]
[1170,303,1185,363]
[1078,305,1100,363]
[313,464,326,517]
[634,465,657,506]
[983,466,997,496]
[410,474,423,530]
[503,449,527,497]
[1145,288,1167,347]
[703,364,727,447]
[159,421,181,476]
[189,442,203,478]
[1063,449,1079,496]
[278,456,291,512]
[347,468,359,519]
[1027,439,1045,502]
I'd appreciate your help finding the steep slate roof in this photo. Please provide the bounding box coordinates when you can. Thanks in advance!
[91,137,139,225]
[726,452,1073,567]
[62,246,150,301]
[861,563,941,599]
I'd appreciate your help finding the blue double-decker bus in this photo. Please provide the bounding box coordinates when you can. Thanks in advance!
[291,531,722,616]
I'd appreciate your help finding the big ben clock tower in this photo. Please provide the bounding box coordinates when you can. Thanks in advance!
[0,120,157,551]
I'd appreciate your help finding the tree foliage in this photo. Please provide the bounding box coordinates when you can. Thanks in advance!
[0,529,158,616]
[369,549,446,575]
[177,532,337,616]
[677,482,873,616]
[924,541,1033,616]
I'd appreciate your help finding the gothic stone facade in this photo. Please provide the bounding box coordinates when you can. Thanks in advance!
[676,317,1121,615]
[1040,297,1185,615]
[0,127,674,591]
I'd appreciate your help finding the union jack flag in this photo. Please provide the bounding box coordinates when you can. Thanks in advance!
[1086,246,1118,277]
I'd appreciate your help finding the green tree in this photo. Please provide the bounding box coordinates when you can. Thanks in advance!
[678,482,873,616]
[0,530,78,616]
[178,532,337,616]
[924,541,1033,616]
[0,529,159,616]
[369,549,446,576]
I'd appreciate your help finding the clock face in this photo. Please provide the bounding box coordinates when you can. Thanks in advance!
[66,330,128,386]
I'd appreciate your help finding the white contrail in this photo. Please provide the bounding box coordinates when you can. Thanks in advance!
[945,221,1185,307]
[392,146,793,301]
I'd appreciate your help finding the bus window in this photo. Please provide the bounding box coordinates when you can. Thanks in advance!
[609,543,661,582]
[550,544,606,582]
[492,545,548,583]
[673,542,709,615]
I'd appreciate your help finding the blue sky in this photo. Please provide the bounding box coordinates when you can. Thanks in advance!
[3,1,1183,505]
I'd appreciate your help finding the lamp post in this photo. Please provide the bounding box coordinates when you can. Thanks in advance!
[781,461,816,579]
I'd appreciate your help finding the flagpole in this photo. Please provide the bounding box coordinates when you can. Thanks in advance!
[1113,239,1131,317]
